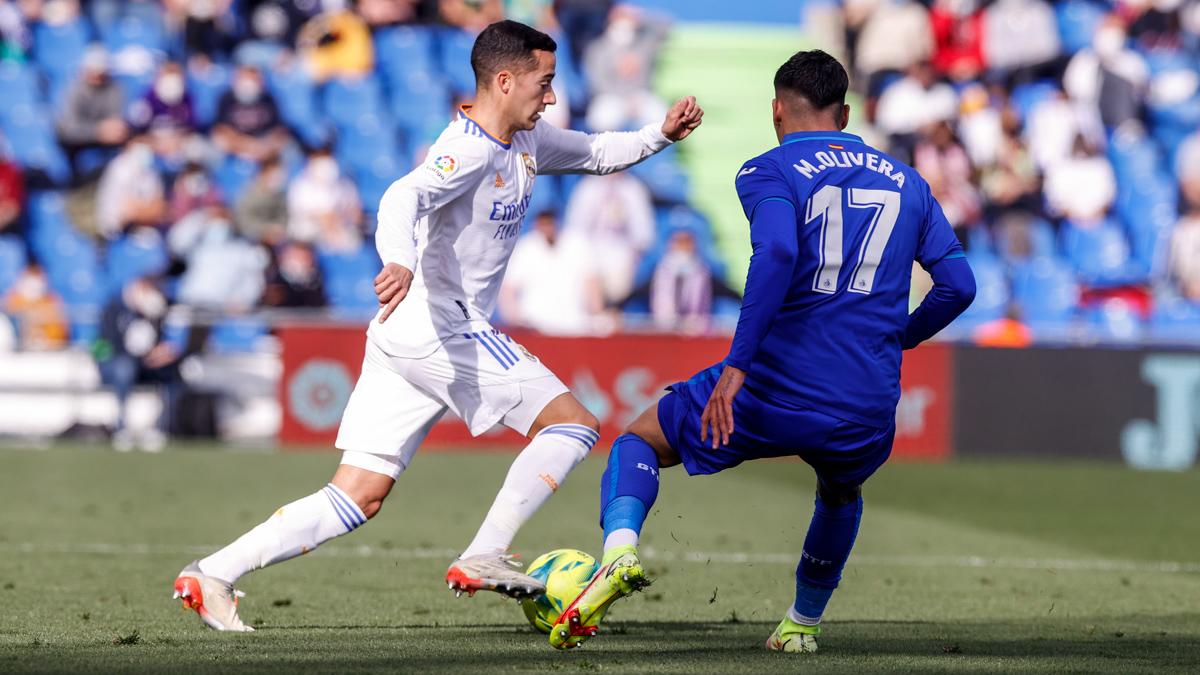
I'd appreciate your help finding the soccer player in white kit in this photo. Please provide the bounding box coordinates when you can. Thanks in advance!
[172,20,703,631]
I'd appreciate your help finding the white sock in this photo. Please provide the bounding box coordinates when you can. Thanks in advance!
[602,528,639,555]
[787,605,822,627]
[460,423,598,558]
[198,483,366,583]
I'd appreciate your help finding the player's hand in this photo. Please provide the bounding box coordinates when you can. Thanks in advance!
[374,263,414,323]
[700,364,745,449]
[661,96,703,142]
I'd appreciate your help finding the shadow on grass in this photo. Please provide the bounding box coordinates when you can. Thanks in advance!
[5,617,1200,673]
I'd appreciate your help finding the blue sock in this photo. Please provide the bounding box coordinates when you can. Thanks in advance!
[793,494,863,623]
[599,433,661,546]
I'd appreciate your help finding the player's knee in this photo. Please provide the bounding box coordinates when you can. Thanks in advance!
[337,482,392,520]
[571,410,600,434]
[817,481,861,506]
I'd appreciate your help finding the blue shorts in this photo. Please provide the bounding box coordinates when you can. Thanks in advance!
[657,364,895,487]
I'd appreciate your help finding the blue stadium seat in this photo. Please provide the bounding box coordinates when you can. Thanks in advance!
[102,14,166,54]
[0,235,27,296]
[316,243,382,312]
[1055,0,1107,55]
[322,75,387,132]
[437,27,478,96]
[1012,257,1079,324]
[354,153,406,214]
[268,65,330,148]
[966,225,993,257]
[629,151,690,204]
[950,254,1007,332]
[208,317,270,354]
[1060,219,1144,286]
[0,104,71,183]
[387,69,453,141]
[213,155,259,204]
[31,19,90,83]
[1084,300,1144,343]
[336,113,401,174]
[375,25,438,83]
[0,62,43,115]
[1149,298,1200,344]
[1010,80,1060,124]
[186,61,231,130]
[105,228,169,296]
[48,254,106,309]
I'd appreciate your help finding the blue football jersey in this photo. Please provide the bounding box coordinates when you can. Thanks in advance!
[732,130,963,427]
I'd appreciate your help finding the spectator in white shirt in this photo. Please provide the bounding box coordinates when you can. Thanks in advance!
[500,211,607,336]
[1044,134,1117,224]
[286,147,362,252]
[95,137,166,239]
[562,171,655,304]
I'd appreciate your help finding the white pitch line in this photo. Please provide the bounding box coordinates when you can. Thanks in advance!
[2,542,1199,575]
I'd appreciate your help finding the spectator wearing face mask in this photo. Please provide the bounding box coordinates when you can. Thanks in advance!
[1064,15,1149,132]
[286,148,362,252]
[129,62,195,134]
[584,4,670,131]
[95,277,185,452]
[213,65,290,163]
[171,205,268,311]
[2,264,68,351]
[169,161,223,224]
[235,155,288,245]
[95,137,166,239]
[55,45,128,178]
[263,241,327,308]
[650,228,714,334]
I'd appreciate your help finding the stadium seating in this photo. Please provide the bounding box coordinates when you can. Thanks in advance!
[186,61,231,131]
[31,19,91,84]
[104,229,169,298]
[316,243,383,315]
[1011,257,1080,327]
[0,235,26,296]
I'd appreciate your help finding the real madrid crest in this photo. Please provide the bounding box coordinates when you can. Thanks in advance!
[521,152,536,178]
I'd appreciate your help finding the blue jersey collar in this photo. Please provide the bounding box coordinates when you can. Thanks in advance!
[781,130,864,146]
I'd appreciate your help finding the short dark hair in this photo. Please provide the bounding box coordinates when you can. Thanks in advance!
[471,20,557,86]
[774,50,848,109]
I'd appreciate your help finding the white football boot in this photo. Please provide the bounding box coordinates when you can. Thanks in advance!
[173,561,254,632]
[445,552,546,599]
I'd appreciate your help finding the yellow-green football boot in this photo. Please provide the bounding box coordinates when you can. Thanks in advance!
[765,615,820,653]
[548,545,649,650]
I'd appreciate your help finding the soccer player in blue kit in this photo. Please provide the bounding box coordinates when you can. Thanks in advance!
[548,50,977,652]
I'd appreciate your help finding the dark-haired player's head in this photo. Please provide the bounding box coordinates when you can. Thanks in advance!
[471,20,559,132]
[772,50,851,141]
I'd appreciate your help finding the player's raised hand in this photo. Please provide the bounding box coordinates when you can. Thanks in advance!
[375,263,414,323]
[661,96,704,142]
[700,364,745,449]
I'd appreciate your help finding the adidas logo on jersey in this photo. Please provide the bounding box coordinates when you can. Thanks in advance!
[494,171,505,188]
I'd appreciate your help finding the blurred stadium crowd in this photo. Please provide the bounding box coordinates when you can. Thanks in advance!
[0,0,1199,362]
[810,0,1200,345]
[0,0,731,361]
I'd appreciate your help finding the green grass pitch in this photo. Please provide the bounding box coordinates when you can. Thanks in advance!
[1,446,1199,673]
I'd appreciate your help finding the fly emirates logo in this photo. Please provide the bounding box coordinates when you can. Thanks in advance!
[793,150,907,189]
[489,192,532,240]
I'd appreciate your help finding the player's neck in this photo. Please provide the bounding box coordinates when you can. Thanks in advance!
[777,116,845,142]
[464,99,517,144]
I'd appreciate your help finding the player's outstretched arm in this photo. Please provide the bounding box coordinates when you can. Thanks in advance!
[532,96,703,175]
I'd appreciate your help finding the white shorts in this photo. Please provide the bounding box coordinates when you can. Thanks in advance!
[334,328,569,480]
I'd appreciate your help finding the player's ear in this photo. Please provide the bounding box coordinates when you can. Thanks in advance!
[839,104,851,130]
[772,98,783,130]
[497,70,513,95]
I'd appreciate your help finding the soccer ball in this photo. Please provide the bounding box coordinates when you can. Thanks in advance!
[520,549,600,634]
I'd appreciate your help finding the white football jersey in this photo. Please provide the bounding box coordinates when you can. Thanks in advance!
[369,106,671,357]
